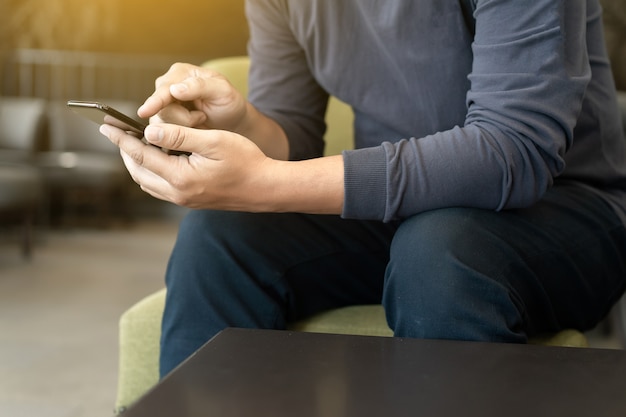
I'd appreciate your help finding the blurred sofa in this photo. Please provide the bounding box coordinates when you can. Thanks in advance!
[0,97,47,257]
[37,100,137,226]
[0,96,141,255]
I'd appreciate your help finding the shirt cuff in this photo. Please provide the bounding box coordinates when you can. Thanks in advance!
[342,146,387,220]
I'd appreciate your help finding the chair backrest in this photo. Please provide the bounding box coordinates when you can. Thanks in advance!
[0,97,47,152]
[203,56,251,99]
[47,100,142,153]
[324,95,355,156]
[617,92,626,134]
[202,56,354,156]
[601,0,626,91]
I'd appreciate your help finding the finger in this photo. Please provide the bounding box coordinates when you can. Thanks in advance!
[137,62,198,118]
[138,84,176,119]
[167,74,232,104]
[103,123,191,197]
[100,124,171,170]
[138,64,226,119]
[100,123,142,152]
[119,142,205,209]
[143,124,211,159]
[100,123,195,204]
[119,150,173,198]
[153,101,207,127]
[119,151,186,206]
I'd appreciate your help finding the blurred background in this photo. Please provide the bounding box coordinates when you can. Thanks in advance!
[0,1,625,417]
[0,0,250,230]
[0,0,248,100]
[0,2,250,417]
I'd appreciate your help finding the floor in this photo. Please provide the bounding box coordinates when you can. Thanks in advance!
[0,214,182,417]
[0,211,623,417]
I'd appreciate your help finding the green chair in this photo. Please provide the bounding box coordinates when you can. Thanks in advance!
[114,56,590,414]
[115,288,588,414]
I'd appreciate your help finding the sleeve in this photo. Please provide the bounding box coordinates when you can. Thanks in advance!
[342,0,593,222]
[245,0,329,160]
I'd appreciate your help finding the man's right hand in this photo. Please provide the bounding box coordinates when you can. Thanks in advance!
[137,62,249,134]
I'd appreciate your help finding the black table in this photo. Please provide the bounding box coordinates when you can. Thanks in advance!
[120,328,626,417]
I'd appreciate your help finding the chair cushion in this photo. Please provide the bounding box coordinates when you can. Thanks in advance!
[290,305,393,337]
[115,288,589,413]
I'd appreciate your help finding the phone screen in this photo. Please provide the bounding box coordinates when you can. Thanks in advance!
[67,100,146,135]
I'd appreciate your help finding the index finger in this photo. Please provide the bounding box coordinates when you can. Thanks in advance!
[138,63,222,119]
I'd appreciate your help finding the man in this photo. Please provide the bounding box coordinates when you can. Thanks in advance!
[100,0,626,378]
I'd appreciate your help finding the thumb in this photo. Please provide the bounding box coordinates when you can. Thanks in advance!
[144,124,197,155]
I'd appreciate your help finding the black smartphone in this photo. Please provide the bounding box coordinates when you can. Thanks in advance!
[67,100,190,156]
[67,100,146,135]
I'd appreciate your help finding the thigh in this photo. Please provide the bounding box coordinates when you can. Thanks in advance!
[384,182,626,338]
[166,210,396,323]
[161,210,395,375]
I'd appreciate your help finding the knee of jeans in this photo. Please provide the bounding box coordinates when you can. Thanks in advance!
[382,210,525,341]
[383,257,472,338]
[383,267,524,341]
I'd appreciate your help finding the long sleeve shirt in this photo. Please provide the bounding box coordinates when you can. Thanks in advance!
[245,0,626,223]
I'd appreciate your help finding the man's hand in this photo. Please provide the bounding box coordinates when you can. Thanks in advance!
[99,122,344,214]
[137,62,289,160]
[100,122,274,210]
[138,62,247,132]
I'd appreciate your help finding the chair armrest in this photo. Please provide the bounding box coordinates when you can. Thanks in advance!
[115,288,166,413]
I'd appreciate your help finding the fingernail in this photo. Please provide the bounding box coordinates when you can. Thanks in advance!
[99,124,111,136]
[145,125,164,142]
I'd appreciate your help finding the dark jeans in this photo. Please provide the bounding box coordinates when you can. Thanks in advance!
[160,182,626,377]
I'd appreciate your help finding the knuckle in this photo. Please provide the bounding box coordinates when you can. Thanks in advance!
[167,127,188,151]
[171,194,190,207]
[169,62,187,72]
[169,187,193,208]
[154,74,166,88]
[156,62,187,88]
[127,148,145,166]
[168,171,188,191]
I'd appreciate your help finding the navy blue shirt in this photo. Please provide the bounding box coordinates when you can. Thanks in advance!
[246,0,626,222]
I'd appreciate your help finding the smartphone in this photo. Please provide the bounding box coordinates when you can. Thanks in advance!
[67,100,146,135]
[67,100,189,156]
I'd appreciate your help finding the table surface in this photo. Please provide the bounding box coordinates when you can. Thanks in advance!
[121,328,626,417]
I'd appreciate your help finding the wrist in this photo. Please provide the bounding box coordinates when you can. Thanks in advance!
[238,103,289,160]
[255,155,344,215]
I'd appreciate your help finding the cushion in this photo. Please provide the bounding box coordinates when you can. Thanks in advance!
[114,288,588,413]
